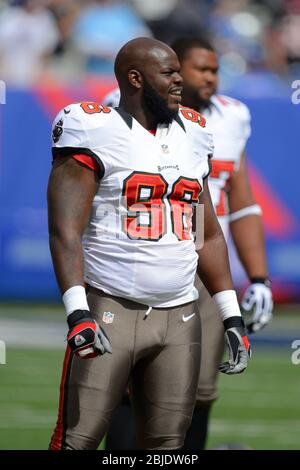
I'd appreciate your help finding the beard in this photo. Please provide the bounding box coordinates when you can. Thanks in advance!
[142,77,178,124]
[183,83,213,111]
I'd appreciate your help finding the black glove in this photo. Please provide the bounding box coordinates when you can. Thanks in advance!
[219,316,252,374]
[67,310,112,359]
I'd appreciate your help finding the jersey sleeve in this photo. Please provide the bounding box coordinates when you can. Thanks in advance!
[203,130,214,179]
[178,106,214,181]
[51,103,105,177]
[236,101,251,148]
[214,95,251,151]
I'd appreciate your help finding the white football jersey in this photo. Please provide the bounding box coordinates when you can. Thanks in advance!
[52,102,213,308]
[202,95,251,238]
[103,90,251,239]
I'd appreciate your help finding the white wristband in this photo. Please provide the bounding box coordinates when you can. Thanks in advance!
[229,204,262,223]
[62,285,89,316]
[212,290,241,321]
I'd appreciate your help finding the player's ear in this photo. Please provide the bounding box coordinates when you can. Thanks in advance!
[128,69,143,89]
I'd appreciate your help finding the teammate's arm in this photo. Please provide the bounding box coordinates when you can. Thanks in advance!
[228,151,267,279]
[228,152,273,333]
[47,156,112,358]
[196,180,251,374]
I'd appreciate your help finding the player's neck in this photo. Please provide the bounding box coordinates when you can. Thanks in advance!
[119,100,161,131]
[182,92,211,113]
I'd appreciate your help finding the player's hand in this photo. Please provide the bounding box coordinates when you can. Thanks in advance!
[241,281,273,333]
[67,309,112,359]
[219,316,252,375]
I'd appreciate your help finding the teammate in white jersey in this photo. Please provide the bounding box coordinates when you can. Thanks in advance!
[104,37,272,450]
[170,36,272,450]
[48,37,251,450]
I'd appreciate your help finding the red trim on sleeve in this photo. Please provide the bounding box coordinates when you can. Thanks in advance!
[216,95,230,106]
[148,129,156,135]
[72,154,100,172]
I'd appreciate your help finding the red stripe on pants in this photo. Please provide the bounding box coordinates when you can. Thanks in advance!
[49,346,72,450]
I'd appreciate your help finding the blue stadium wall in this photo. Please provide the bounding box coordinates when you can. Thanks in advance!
[0,84,299,301]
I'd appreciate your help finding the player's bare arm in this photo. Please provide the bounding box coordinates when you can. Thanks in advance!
[196,179,251,374]
[228,152,273,332]
[196,179,233,295]
[47,156,98,294]
[47,156,111,358]
[228,151,268,279]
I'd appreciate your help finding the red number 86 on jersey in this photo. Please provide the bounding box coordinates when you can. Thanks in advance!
[122,171,202,241]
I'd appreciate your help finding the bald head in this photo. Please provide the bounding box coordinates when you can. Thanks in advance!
[114,37,178,90]
[114,37,183,127]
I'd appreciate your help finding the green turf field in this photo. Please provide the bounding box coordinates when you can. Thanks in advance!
[0,304,299,450]
[207,350,300,450]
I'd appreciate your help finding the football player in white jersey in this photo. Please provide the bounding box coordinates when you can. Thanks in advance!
[48,37,251,450]
[103,37,272,450]
[171,36,273,449]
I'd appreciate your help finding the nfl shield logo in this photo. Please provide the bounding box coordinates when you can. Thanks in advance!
[103,311,114,324]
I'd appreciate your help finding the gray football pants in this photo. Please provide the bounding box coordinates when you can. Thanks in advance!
[49,287,201,450]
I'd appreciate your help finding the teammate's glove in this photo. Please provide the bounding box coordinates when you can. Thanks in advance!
[67,310,112,359]
[219,316,252,375]
[241,279,273,334]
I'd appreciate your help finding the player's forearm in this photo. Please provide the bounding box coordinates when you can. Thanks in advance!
[230,214,268,279]
[49,231,85,294]
[197,230,234,296]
